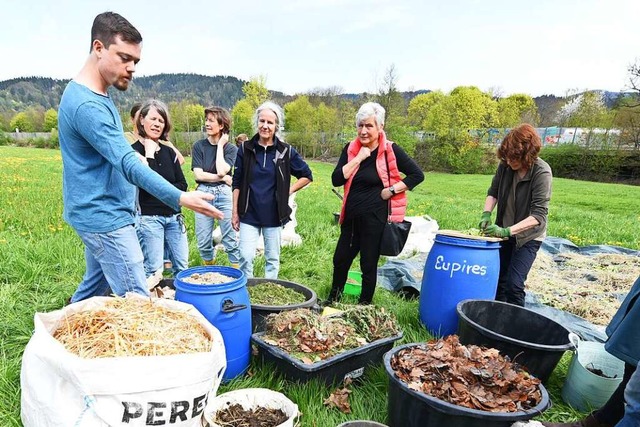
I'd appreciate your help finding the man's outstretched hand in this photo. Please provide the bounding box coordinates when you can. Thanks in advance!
[179,191,223,219]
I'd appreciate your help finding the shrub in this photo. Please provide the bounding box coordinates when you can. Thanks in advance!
[541,145,640,182]
[49,129,59,149]
[416,135,497,174]
[0,132,10,146]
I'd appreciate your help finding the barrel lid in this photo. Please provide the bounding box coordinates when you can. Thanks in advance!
[437,229,507,242]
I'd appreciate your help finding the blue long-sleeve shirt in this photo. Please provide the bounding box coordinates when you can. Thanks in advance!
[58,81,182,232]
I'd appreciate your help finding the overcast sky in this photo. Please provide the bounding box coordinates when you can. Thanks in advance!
[1,0,638,97]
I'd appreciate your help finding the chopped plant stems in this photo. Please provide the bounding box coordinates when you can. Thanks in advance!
[528,252,640,325]
[53,298,212,358]
[262,306,400,363]
[391,335,543,412]
[248,282,306,306]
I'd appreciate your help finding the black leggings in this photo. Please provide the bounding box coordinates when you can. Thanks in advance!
[596,362,636,424]
[329,214,385,304]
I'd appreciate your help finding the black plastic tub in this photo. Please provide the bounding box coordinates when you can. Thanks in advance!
[247,278,317,332]
[457,299,574,383]
[251,331,403,386]
[384,343,550,427]
[337,422,388,427]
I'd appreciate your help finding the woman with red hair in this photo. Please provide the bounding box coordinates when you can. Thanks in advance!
[478,123,552,306]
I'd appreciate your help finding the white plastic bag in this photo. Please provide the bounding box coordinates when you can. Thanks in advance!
[21,295,227,427]
[203,388,299,427]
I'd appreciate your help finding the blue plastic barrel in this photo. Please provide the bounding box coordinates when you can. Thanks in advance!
[419,234,500,336]
[175,266,251,380]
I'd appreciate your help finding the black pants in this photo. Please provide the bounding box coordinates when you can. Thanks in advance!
[329,214,386,304]
[596,362,636,424]
[496,238,542,306]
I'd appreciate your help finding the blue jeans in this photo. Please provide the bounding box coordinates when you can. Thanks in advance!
[239,222,281,279]
[194,185,239,264]
[71,225,149,302]
[137,213,189,277]
[616,364,640,427]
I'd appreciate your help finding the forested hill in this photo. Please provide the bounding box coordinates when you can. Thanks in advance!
[0,74,251,113]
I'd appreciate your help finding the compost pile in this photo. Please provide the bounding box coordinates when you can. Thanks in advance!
[527,252,640,325]
[248,282,306,306]
[182,272,234,284]
[262,305,399,364]
[53,298,211,358]
[391,335,542,412]
[213,404,287,427]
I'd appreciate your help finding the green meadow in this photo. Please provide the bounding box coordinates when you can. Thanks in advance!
[1,145,639,426]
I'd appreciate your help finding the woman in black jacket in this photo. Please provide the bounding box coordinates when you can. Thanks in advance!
[132,99,188,278]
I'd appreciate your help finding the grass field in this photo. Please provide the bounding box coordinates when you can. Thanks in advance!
[1,145,639,426]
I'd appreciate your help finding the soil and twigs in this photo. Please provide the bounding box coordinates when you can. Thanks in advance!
[586,364,618,379]
[53,298,211,358]
[262,305,399,364]
[391,335,542,413]
[182,272,234,285]
[248,282,306,306]
[213,404,288,427]
[528,252,640,325]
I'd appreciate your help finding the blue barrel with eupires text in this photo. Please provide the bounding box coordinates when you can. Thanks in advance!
[419,234,500,337]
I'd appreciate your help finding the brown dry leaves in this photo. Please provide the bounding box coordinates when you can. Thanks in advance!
[324,378,353,413]
[53,298,212,358]
[391,336,542,412]
[527,252,640,325]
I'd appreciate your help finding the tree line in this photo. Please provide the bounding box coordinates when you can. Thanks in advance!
[3,65,640,173]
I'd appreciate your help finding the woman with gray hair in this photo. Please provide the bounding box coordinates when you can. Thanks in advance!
[131,99,189,278]
[232,101,313,279]
[326,102,424,304]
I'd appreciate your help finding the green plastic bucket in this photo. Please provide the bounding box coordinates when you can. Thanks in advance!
[561,334,624,412]
[343,271,362,296]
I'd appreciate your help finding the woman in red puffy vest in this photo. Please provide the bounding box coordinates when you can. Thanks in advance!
[326,102,424,305]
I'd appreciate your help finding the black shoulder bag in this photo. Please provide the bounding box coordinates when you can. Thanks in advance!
[379,147,412,256]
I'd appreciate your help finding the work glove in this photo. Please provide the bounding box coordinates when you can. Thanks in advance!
[482,224,511,238]
[478,211,492,230]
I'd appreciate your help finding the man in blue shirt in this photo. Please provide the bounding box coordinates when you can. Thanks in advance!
[59,12,222,302]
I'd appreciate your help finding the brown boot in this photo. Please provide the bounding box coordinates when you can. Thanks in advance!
[542,413,612,427]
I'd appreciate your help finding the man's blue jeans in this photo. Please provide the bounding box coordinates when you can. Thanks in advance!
[194,184,239,264]
[238,222,281,279]
[71,225,149,302]
[137,213,188,277]
[616,363,640,427]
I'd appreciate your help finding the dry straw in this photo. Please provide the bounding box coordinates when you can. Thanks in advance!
[528,252,640,325]
[53,298,212,358]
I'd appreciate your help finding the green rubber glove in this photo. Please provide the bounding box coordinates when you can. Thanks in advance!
[482,224,511,238]
[478,211,492,230]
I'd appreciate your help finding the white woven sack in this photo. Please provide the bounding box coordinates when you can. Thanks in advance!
[203,388,299,427]
[21,294,227,427]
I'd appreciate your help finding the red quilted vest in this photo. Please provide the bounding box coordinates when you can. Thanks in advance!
[339,130,407,224]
